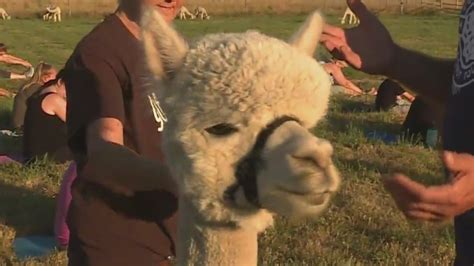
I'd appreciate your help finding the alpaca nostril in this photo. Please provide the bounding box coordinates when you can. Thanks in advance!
[291,154,328,169]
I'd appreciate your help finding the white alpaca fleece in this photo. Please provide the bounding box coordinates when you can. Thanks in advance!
[141,9,339,231]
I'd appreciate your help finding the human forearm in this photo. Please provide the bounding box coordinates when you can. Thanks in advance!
[1,55,31,67]
[9,73,26,80]
[85,141,177,195]
[401,92,415,102]
[387,45,455,106]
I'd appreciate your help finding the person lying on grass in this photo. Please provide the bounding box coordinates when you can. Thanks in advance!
[0,43,33,80]
[23,71,71,164]
[320,58,364,96]
[11,62,58,132]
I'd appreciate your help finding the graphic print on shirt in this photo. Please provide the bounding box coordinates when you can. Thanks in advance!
[453,0,474,95]
[148,92,168,132]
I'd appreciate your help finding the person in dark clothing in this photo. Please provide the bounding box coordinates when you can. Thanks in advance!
[374,78,415,112]
[322,0,474,263]
[401,97,438,145]
[62,0,182,265]
[12,62,58,131]
[374,79,438,145]
[23,73,71,164]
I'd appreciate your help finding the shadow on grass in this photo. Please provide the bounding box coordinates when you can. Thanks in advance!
[0,180,55,236]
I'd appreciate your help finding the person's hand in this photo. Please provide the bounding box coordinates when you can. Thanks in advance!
[320,0,397,75]
[347,89,362,97]
[23,66,35,78]
[383,151,474,222]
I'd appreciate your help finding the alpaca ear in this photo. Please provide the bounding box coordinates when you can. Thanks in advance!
[141,8,189,80]
[288,11,324,56]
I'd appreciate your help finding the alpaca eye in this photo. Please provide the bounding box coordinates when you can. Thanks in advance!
[205,123,238,136]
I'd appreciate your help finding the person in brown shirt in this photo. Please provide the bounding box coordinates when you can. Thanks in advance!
[62,0,182,265]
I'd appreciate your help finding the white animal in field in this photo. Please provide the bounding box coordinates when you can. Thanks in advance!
[341,7,359,25]
[0,8,11,20]
[179,6,195,20]
[141,7,340,265]
[194,6,210,20]
[43,6,61,22]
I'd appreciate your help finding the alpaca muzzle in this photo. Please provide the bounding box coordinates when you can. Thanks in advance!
[227,116,301,208]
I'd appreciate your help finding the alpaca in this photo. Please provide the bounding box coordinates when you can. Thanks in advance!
[341,7,359,25]
[0,8,11,20]
[194,6,210,20]
[141,8,340,265]
[43,6,61,22]
[179,6,196,20]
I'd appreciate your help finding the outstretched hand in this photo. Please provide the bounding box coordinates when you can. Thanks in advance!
[383,151,474,222]
[321,0,397,75]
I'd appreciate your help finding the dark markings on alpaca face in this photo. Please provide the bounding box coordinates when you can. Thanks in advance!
[225,116,300,207]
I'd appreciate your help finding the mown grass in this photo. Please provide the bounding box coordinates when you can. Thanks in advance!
[0,0,430,17]
[0,13,460,265]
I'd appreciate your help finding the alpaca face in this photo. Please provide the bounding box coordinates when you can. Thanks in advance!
[142,9,340,226]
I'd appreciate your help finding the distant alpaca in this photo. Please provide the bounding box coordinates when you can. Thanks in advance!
[341,7,359,25]
[43,6,61,22]
[194,6,210,20]
[0,8,11,20]
[141,8,340,265]
[179,6,195,20]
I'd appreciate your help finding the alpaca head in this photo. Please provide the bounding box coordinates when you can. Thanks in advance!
[142,9,340,228]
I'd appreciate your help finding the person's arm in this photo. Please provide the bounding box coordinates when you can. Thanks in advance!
[65,51,177,196]
[321,0,474,223]
[383,152,474,221]
[42,93,67,121]
[400,91,416,103]
[0,54,32,68]
[320,0,454,107]
[324,63,363,95]
[83,118,177,195]
[0,88,11,97]
[387,46,454,106]
[9,72,27,80]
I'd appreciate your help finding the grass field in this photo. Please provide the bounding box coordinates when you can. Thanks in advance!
[0,13,461,265]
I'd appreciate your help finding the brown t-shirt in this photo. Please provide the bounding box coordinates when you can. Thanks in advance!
[63,14,177,264]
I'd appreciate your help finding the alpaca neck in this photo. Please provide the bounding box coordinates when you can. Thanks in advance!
[177,199,258,266]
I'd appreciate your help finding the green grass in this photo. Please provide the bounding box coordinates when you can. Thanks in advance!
[0,13,460,265]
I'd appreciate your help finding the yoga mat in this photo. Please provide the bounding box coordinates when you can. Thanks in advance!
[365,130,398,144]
[12,236,57,260]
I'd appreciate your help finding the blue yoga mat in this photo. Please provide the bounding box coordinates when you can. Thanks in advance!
[13,236,57,260]
[365,130,398,144]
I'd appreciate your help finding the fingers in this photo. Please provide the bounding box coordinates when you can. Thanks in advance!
[410,201,454,217]
[320,34,346,50]
[347,0,373,24]
[442,151,474,173]
[320,34,362,69]
[383,173,426,198]
[339,45,362,69]
[405,209,447,222]
[322,23,345,38]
